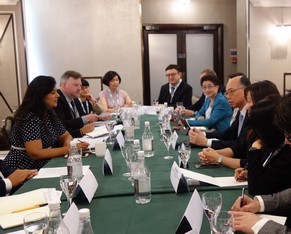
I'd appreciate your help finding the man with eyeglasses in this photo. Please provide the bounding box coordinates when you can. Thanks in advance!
[157,64,192,107]
[189,73,251,150]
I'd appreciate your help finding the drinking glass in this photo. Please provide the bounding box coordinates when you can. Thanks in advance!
[121,144,134,177]
[152,99,159,107]
[162,128,173,159]
[176,102,185,116]
[23,212,48,234]
[178,144,191,168]
[59,175,78,211]
[213,211,234,234]
[202,192,222,234]
[105,120,116,144]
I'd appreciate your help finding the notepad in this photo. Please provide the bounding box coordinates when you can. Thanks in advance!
[0,189,49,229]
[86,125,109,138]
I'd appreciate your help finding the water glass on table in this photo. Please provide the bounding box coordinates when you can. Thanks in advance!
[202,191,222,234]
[162,128,173,159]
[178,144,191,168]
[59,175,78,212]
[23,212,48,234]
[105,120,116,144]
[213,211,234,234]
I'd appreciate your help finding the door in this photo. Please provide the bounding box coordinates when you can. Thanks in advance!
[143,24,223,105]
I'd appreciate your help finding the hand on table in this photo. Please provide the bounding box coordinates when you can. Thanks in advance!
[8,169,38,187]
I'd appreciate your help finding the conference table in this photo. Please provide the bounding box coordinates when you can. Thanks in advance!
[1,114,246,234]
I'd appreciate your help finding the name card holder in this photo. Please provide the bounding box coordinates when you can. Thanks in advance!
[102,149,113,176]
[176,189,203,234]
[170,162,189,193]
[73,169,98,203]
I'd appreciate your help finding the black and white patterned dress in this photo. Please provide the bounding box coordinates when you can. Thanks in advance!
[4,111,66,170]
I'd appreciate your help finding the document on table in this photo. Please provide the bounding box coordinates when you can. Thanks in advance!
[33,165,90,179]
[0,189,51,229]
[180,168,247,187]
[74,136,107,149]
[259,214,287,225]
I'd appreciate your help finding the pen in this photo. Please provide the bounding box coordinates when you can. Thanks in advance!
[78,140,85,143]
[243,162,248,170]
[12,203,48,213]
[236,163,248,181]
[240,187,245,208]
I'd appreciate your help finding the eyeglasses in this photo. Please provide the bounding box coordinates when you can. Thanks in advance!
[166,73,178,78]
[284,131,291,143]
[202,85,216,90]
[224,87,244,96]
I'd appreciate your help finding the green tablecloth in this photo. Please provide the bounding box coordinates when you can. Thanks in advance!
[1,114,245,233]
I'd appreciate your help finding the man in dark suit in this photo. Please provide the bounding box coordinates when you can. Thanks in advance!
[157,64,193,108]
[0,160,37,196]
[54,70,101,138]
[189,73,251,149]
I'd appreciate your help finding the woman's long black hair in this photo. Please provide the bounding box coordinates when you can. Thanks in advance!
[13,76,59,134]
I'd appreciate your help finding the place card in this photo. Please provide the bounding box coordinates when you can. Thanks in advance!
[171,130,178,150]
[74,169,98,203]
[102,149,113,176]
[63,203,79,234]
[116,130,125,149]
[170,161,189,193]
[176,189,203,234]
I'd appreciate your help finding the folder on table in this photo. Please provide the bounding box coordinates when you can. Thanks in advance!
[0,189,49,229]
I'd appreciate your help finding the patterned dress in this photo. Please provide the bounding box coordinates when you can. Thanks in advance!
[4,111,66,170]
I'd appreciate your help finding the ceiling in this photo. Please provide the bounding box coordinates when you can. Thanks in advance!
[250,0,291,7]
[0,0,291,7]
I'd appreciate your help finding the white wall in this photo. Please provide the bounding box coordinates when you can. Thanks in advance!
[250,5,291,94]
[23,0,143,103]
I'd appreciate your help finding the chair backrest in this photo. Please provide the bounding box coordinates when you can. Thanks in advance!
[0,116,14,150]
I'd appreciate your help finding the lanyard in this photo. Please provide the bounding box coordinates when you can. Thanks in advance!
[108,89,119,107]
[262,144,285,167]
[79,98,90,114]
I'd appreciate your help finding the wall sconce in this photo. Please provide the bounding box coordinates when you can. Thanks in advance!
[274,25,291,44]
[274,7,291,44]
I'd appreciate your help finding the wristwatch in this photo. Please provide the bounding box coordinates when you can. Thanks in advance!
[217,155,223,164]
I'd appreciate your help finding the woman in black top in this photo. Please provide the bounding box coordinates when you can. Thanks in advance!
[247,95,291,196]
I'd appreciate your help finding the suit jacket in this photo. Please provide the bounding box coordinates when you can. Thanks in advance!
[54,90,84,138]
[0,160,14,196]
[158,80,192,107]
[188,92,232,132]
[258,188,291,232]
[259,221,291,234]
[248,145,291,196]
[206,111,250,149]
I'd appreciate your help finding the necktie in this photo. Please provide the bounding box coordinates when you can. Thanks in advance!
[230,108,239,126]
[237,112,244,136]
[170,86,175,103]
[71,100,80,118]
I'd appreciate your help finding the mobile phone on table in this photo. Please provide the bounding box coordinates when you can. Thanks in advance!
[195,163,219,169]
